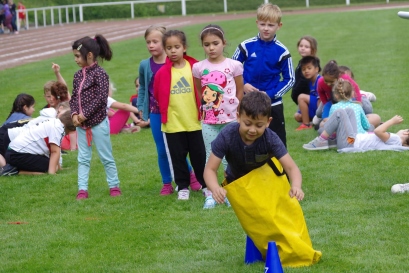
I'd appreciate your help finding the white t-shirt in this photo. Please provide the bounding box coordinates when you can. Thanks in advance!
[107,97,116,109]
[354,133,402,150]
[8,108,57,141]
[9,119,64,157]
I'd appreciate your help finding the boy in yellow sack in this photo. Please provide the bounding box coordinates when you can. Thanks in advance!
[204,91,321,267]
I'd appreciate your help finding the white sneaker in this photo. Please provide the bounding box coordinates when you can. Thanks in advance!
[360,90,376,102]
[391,183,409,193]
[177,188,190,200]
[203,196,217,209]
[202,188,212,197]
[303,137,329,150]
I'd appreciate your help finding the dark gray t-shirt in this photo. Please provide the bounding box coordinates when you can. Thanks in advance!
[211,122,287,182]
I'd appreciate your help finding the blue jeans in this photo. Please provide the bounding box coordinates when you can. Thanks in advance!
[77,118,120,190]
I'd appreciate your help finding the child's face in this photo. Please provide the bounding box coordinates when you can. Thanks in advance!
[323,75,337,87]
[164,36,186,63]
[396,130,409,146]
[256,20,282,42]
[145,30,164,58]
[298,39,312,57]
[301,63,319,80]
[202,34,225,63]
[44,91,58,108]
[73,49,87,67]
[23,104,35,116]
[237,112,272,145]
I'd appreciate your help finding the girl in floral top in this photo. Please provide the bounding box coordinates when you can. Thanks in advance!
[69,34,121,200]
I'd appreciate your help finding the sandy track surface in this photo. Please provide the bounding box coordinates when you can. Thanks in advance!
[1,2,409,71]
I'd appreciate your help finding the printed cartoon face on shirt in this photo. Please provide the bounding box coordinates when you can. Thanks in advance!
[200,69,226,121]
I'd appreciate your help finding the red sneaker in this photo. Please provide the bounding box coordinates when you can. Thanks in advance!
[189,172,202,191]
[109,187,121,197]
[160,183,174,195]
[296,123,312,131]
[76,190,88,200]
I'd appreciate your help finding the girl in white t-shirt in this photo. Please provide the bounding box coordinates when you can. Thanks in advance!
[192,24,244,209]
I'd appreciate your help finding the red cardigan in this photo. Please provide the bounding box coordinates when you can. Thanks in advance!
[153,55,201,124]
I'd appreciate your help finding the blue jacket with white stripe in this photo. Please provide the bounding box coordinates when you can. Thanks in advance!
[232,34,295,105]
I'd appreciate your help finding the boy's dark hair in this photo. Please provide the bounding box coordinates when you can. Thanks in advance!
[58,109,76,134]
[7,93,35,120]
[72,34,113,62]
[300,56,321,72]
[239,92,271,119]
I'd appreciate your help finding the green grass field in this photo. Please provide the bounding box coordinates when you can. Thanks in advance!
[1,7,409,273]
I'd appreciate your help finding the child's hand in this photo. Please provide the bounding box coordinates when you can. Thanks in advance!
[52,62,60,73]
[289,186,304,201]
[243,83,259,93]
[211,187,227,204]
[78,114,87,123]
[390,115,403,125]
[72,115,81,127]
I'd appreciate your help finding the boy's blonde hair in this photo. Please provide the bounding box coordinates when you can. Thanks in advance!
[44,80,56,93]
[257,3,282,23]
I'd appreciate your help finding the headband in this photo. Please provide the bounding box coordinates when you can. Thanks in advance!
[200,27,224,39]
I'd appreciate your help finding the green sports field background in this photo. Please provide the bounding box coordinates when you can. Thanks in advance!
[1,7,409,273]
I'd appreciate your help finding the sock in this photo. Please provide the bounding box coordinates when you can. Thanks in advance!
[319,134,328,141]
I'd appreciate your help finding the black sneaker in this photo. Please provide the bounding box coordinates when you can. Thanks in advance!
[1,164,19,176]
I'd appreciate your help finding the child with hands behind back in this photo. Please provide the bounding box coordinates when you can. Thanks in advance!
[70,34,121,200]
[204,91,304,204]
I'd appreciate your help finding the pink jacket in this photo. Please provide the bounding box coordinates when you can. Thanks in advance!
[153,55,201,124]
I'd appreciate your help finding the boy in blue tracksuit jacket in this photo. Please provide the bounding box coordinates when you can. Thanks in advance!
[232,3,294,147]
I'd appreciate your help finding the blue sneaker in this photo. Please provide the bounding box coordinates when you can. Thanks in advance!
[1,164,19,176]
[203,196,217,209]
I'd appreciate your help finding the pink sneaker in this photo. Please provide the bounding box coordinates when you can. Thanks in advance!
[76,190,88,200]
[110,187,121,197]
[160,183,174,195]
[189,172,202,191]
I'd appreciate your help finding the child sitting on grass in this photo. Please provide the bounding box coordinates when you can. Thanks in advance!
[1,104,75,175]
[294,56,321,130]
[303,108,408,151]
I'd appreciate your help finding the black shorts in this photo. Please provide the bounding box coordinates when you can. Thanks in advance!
[6,149,49,173]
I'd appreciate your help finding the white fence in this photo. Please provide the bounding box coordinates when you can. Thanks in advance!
[19,0,390,30]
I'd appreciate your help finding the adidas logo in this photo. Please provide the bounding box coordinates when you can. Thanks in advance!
[250,52,257,58]
[171,76,192,94]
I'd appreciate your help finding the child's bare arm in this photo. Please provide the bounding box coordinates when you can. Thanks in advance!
[111,101,139,113]
[279,154,304,201]
[234,75,244,102]
[48,143,61,174]
[203,153,226,204]
[52,63,67,86]
[374,115,403,142]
